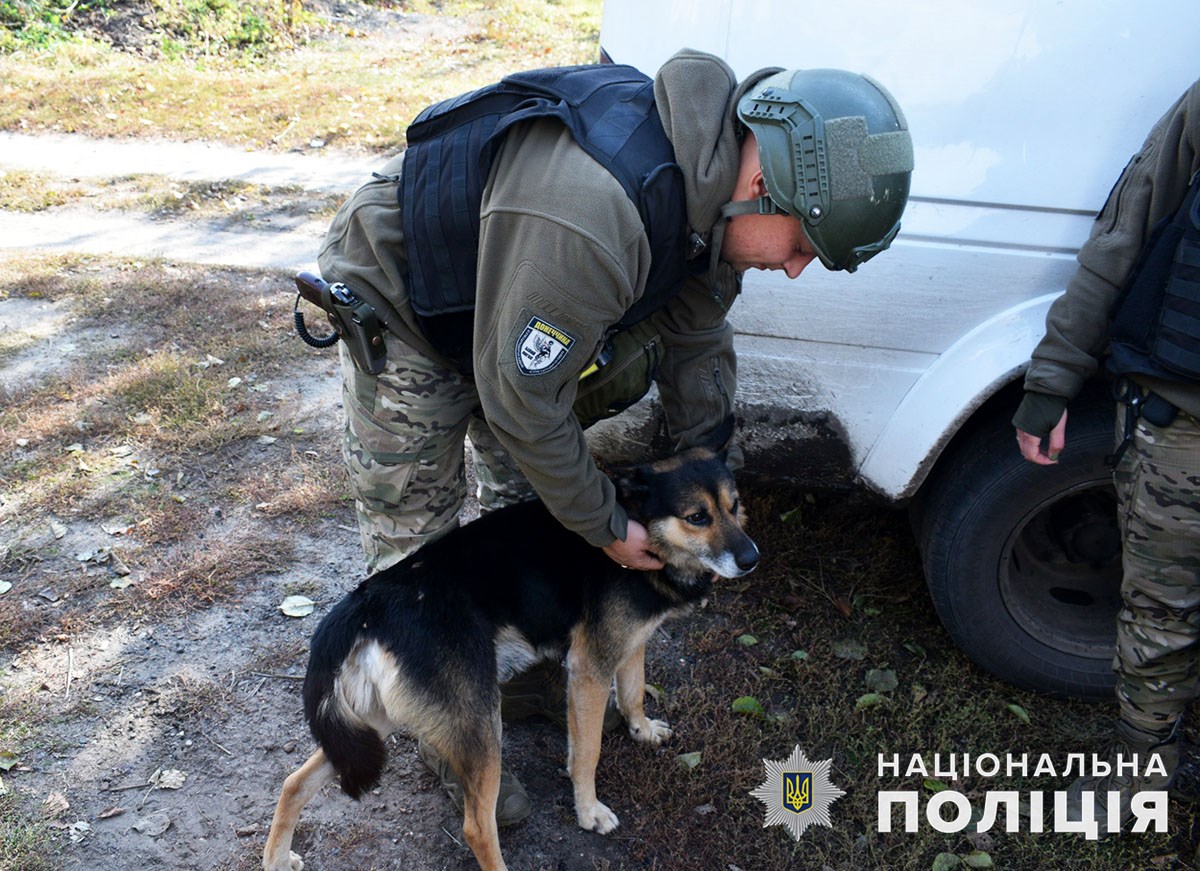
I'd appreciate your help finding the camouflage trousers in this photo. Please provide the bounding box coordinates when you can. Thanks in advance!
[340,334,535,574]
[1112,405,1200,738]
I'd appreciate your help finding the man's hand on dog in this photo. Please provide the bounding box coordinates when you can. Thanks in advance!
[602,519,665,571]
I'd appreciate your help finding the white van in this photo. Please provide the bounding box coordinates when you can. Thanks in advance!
[593,0,1200,699]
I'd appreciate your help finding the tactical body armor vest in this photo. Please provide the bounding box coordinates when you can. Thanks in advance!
[1108,171,1200,385]
[399,63,697,364]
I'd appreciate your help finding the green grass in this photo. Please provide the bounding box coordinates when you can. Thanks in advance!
[0,791,57,871]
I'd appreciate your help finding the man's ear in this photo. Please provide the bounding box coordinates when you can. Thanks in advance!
[749,168,769,199]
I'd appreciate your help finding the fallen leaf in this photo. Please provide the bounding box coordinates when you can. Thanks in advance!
[1007,703,1031,725]
[963,850,994,869]
[0,751,17,772]
[865,668,899,693]
[110,575,134,590]
[131,810,172,838]
[924,778,949,793]
[791,650,808,661]
[676,751,702,770]
[226,376,242,388]
[279,595,316,618]
[69,820,92,843]
[42,792,70,819]
[97,805,126,819]
[833,596,853,618]
[779,505,804,523]
[833,639,867,661]
[256,435,278,446]
[778,593,805,612]
[932,853,962,871]
[152,769,187,790]
[50,521,68,539]
[736,634,758,646]
[731,696,766,718]
[854,693,884,710]
[0,581,11,596]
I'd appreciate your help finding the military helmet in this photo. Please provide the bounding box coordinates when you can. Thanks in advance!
[735,68,914,272]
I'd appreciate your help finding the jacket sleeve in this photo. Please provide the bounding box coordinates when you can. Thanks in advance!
[653,265,740,451]
[471,120,649,547]
[1019,79,1200,430]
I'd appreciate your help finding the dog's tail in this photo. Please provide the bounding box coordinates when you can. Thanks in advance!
[303,598,388,800]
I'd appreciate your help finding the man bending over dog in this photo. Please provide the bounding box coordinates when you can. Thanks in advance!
[304,49,913,823]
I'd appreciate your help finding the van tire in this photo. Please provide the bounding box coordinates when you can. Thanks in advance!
[915,400,1122,700]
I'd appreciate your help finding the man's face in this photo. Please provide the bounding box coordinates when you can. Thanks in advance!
[720,211,817,279]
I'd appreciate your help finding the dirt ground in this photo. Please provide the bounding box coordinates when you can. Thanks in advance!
[0,258,656,871]
[0,7,730,870]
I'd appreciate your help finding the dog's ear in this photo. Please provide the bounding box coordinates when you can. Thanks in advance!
[611,464,651,517]
[707,414,737,466]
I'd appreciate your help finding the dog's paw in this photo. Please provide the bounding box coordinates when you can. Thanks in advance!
[263,851,304,871]
[577,800,620,835]
[628,717,672,746]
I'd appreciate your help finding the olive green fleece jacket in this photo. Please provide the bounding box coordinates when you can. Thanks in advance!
[319,49,777,548]
[1014,79,1200,437]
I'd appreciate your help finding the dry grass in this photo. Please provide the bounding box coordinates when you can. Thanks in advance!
[0,0,603,153]
[0,169,344,223]
[0,254,344,651]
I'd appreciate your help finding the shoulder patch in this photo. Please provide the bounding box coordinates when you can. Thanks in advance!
[515,317,576,376]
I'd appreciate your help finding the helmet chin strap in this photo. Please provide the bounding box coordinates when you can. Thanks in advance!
[719,195,785,219]
[705,193,784,308]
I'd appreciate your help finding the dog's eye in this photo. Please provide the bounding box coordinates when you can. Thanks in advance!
[684,511,710,527]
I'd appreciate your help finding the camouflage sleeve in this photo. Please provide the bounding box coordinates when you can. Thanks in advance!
[1024,79,1200,402]
[471,120,648,548]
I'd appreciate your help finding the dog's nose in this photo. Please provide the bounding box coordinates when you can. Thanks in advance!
[736,539,760,574]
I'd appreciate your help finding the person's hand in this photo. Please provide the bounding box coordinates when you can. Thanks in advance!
[1016,410,1068,465]
[602,519,665,571]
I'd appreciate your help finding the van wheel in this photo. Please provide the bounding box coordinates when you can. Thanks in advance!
[915,401,1121,700]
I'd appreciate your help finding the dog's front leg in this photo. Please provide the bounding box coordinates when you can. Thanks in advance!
[614,643,671,746]
[566,653,620,834]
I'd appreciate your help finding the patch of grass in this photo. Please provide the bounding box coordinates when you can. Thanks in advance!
[596,484,1195,870]
[139,528,293,606]
[0,169,344,223]
[0,168,80,210]
[0,792,57,871]
[0,0,602,151]
[1,0,310,55]
[0,254,339,652]
[230,447,348,523]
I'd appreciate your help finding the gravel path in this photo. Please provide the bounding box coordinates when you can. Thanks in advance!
[0,131,385,270]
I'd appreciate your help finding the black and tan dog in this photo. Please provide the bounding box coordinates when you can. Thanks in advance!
[263,444,758,871]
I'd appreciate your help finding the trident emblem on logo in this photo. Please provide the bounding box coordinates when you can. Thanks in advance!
[752,746,845,840]
[783,772,812,813]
